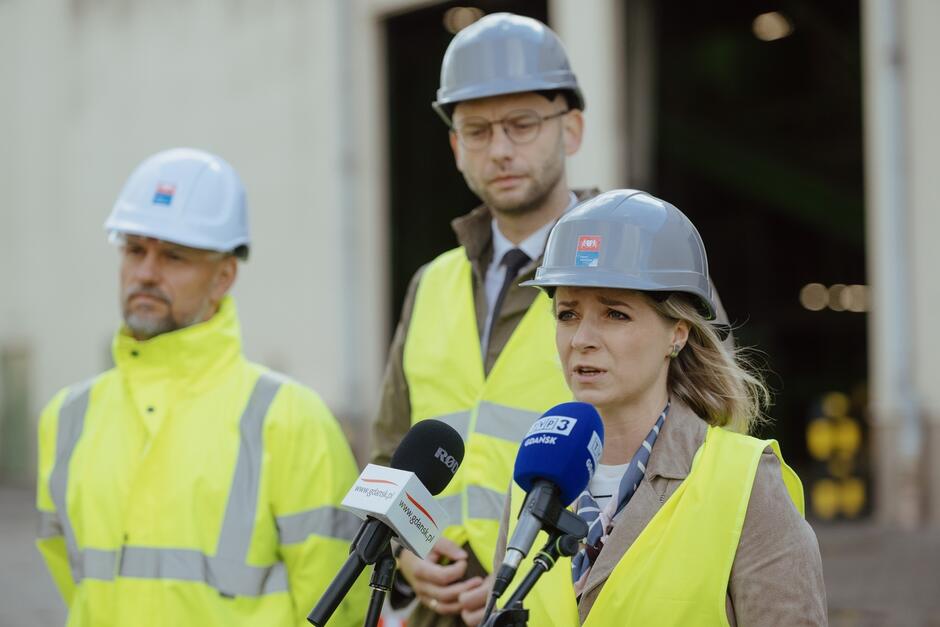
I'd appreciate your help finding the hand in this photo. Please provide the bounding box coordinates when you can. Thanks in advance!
[459,573,493,626]
[397,537,484,615]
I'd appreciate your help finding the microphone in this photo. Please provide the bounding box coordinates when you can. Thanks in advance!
[490,402,604,600]
[308,419,465,626]
[341,420,464,559]
[390,419,464,496]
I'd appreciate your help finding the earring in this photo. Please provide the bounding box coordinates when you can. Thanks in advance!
[669,343,680,359]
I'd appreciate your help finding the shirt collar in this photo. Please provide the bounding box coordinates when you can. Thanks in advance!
[452,190,596,263]
[489,191,579,263]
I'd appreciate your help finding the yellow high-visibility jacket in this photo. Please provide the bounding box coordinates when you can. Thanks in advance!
[403,248,572,567]
[504,426,804,626]
[36,297,368,626]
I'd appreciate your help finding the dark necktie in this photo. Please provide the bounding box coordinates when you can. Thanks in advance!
[492,248,531,324]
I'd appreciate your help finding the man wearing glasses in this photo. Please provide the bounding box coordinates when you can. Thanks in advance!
[371,13,590,627]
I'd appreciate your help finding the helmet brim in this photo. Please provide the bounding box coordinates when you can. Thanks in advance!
[521,270,716,321]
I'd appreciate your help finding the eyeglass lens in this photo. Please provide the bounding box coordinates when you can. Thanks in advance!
[455,110,553,149]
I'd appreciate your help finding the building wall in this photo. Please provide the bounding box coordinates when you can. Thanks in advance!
[4,0,936,528]
[863,0,940,527]
[0,0,389,476]
[0,0,625,479]
[905,0,940,525]
[549,0,628,191]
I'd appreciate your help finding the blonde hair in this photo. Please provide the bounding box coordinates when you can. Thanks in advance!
[650,294,771,434]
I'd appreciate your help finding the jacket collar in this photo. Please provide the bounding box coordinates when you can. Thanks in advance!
[643,399,709,481]
[451,204,493,263]
[113,296,243,383]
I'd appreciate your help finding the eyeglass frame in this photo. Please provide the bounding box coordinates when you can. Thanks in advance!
[450,107,571,151]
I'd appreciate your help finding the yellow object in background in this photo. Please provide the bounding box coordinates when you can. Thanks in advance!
[821,391,850,418]
[807,420,834,460]
[840,477,866,518]
[835,417,862,455]
[811,478,840,520]
[827,456,854,479]
[808,416,862,461]
[806,389,868,520]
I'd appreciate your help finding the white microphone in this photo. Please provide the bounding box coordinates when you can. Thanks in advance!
[308,419,465,626]
[341,464,446,559]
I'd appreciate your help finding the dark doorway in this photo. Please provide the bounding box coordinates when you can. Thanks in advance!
[384,1,549,328]
[648,2,867,471]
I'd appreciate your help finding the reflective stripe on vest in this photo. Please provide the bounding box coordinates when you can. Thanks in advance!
[436,485,507,530]
[507,426,805,627]
[43,546,290,596]
[45,371,355,597]
[436,403,543,444]
[275,506,361,545]
[403,247,571,565]
[48,377,95,584]
[38,510,63,539]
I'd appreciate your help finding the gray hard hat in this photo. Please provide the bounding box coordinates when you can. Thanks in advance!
[432,12,585,125]
[522,190,717,320]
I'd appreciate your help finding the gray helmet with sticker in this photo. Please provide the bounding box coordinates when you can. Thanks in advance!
[522,189,717,320]
[432,12,584,125]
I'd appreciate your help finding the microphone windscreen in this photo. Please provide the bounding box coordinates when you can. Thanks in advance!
[513,402,604,506]
[390,419,465,496]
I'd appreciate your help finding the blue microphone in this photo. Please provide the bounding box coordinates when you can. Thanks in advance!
[492,402,604,599]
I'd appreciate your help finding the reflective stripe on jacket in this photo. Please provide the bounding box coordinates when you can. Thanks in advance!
[403,247,572,567]
[36,297,368,626]
[504,425,804,626]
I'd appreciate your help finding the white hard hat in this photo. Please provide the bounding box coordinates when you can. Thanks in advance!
[104,147,250,259]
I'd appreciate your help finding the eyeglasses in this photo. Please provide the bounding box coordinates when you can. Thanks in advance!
[452,108,570,151]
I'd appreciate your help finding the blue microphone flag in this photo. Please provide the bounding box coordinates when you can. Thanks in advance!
[513,402,604,506]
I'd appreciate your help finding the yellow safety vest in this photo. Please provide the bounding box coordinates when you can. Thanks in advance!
[35,297,368,626]
[505,425,804,626]
[403,248,571,566]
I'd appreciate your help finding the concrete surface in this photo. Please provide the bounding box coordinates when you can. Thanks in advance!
[0,486,66,627]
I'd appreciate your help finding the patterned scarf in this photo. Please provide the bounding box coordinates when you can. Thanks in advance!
[570,404,669,595]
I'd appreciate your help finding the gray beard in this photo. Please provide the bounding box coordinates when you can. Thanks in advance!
[124,312,178,340]
[123,300,210,340]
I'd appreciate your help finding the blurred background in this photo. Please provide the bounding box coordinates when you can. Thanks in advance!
[0,0,937,625]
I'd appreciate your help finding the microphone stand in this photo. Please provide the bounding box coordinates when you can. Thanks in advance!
[482,534,580,627]
[308,518,392,626]
[491,489,588,602]
[364,546,396,627]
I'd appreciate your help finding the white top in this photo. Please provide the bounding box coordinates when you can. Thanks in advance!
[588,462,630,510]
[481,192,579,354]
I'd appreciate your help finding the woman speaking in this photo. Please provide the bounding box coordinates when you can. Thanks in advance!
[493,190,827,626]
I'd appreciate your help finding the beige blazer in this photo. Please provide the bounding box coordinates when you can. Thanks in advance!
[496,401,828,626]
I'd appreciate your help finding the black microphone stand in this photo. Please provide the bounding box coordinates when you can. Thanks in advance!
[491,488,588,601]
[482,534,580,627]
[364,546,396,627]
[308,518,393,626]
